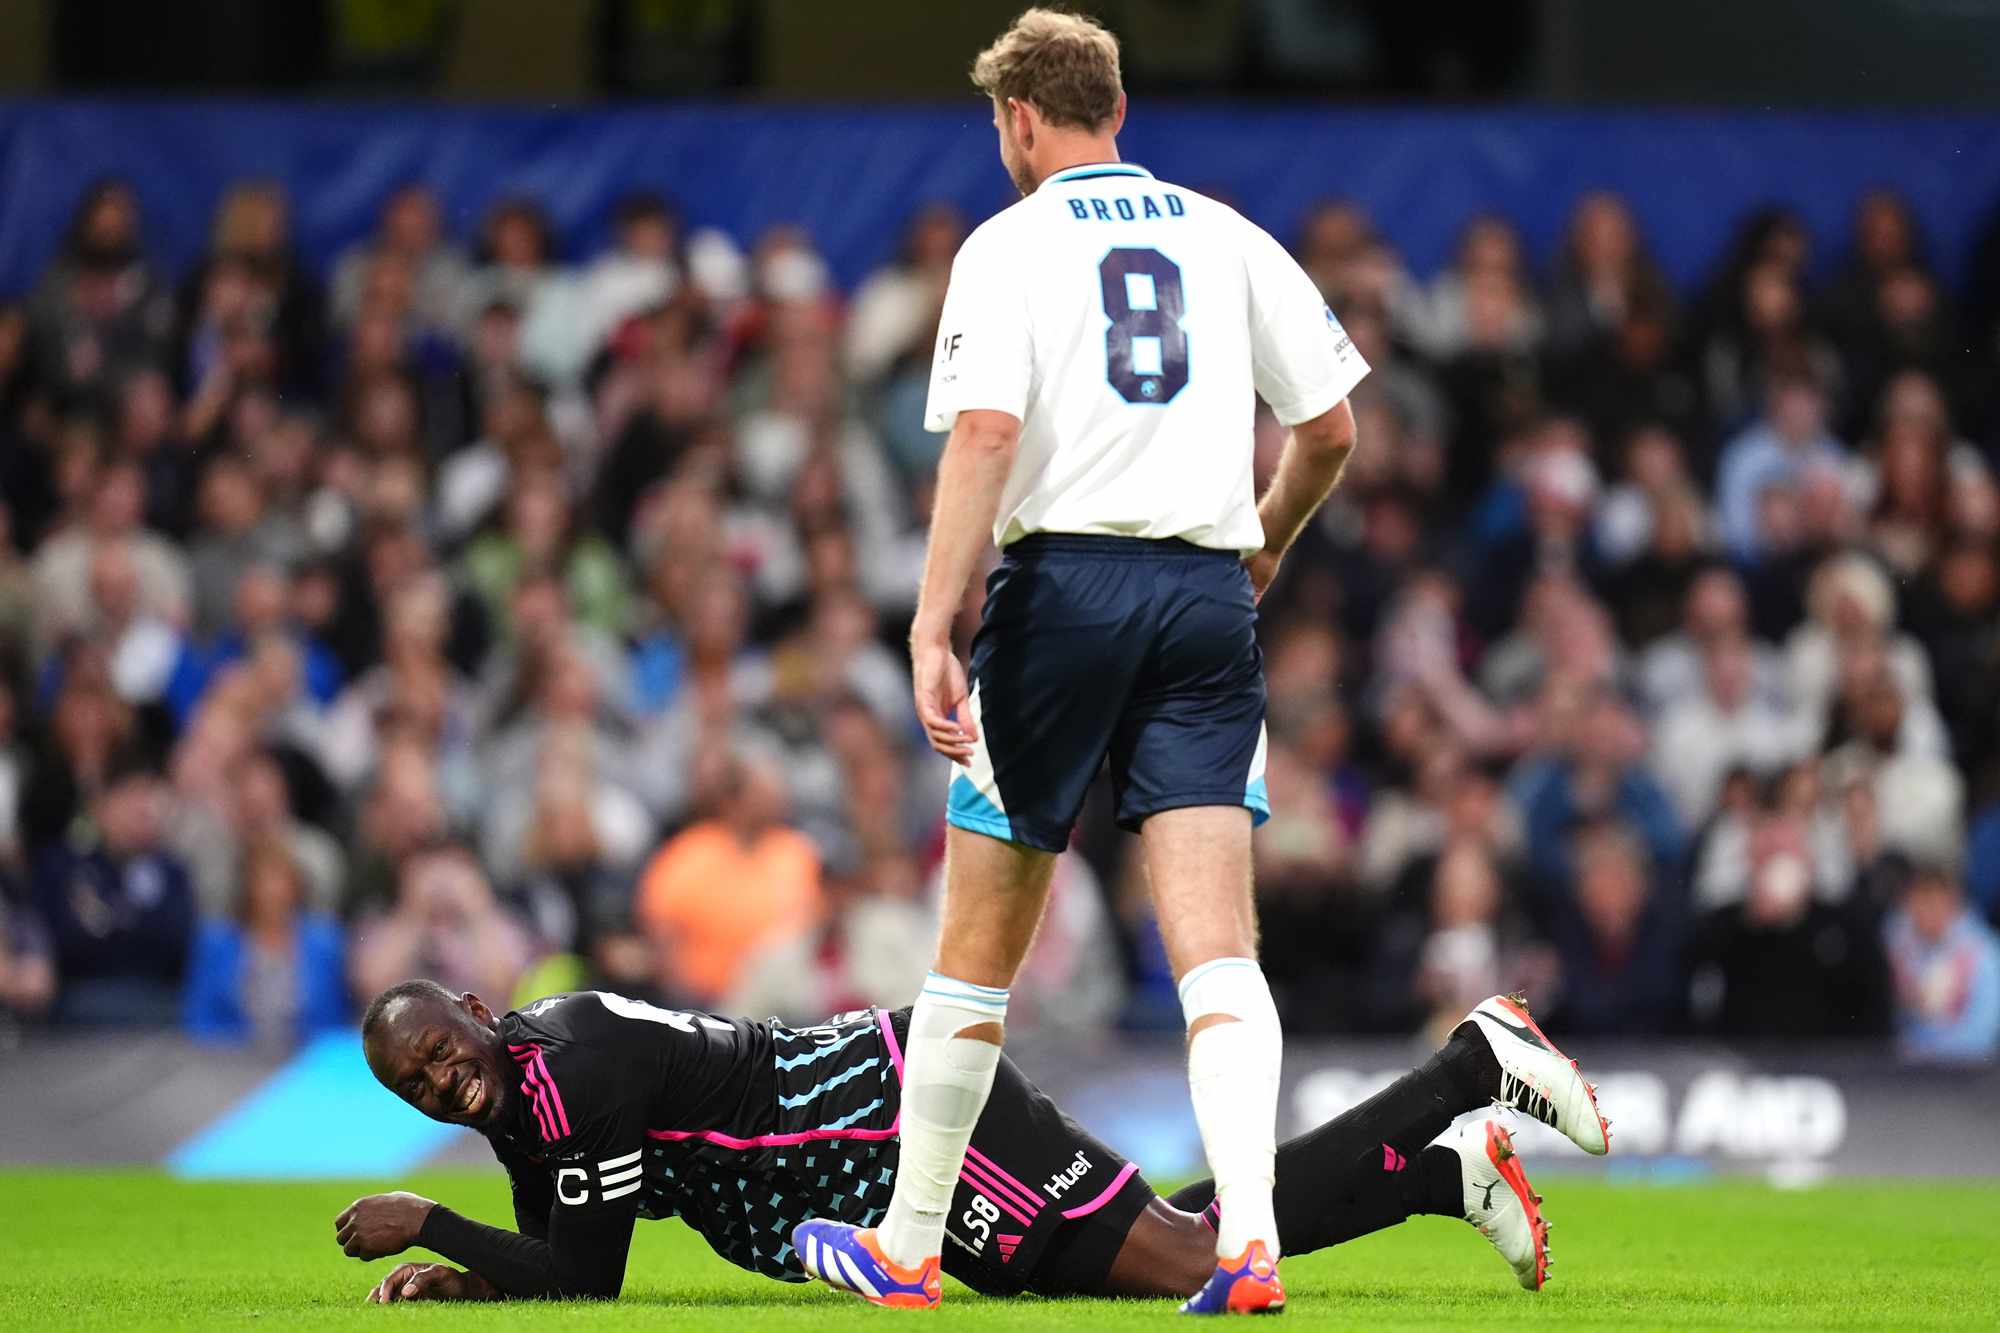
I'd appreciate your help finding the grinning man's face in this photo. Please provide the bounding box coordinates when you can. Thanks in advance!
[364,991,511,1132]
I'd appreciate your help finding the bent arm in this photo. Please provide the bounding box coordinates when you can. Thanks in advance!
[416,1204,635,1300]
[1254,398,1358,562]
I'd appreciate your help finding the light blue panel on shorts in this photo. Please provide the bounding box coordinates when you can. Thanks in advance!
[1244,774,1270,824]
[947,772,1016,842]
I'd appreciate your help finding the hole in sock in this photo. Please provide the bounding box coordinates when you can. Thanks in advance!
[1187,1012,1243,1039]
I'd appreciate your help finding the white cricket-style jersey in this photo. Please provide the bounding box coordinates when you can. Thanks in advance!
[923,161,1369,554]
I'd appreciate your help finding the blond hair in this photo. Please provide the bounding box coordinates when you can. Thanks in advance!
[971,8,1122,131]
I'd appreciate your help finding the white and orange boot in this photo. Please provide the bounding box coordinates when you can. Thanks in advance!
[1458,994,1612,1155]
[1445,1119,1552,1290]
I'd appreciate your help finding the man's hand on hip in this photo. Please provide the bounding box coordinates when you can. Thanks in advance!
[911,625,978,764]
[1243,549,1283,603]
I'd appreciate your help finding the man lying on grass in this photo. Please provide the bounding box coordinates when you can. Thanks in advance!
[335,983,1609,1304]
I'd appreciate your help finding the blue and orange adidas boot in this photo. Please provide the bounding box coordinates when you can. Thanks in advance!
[791,1220,942,1309]
[1180,1239,1286,1315]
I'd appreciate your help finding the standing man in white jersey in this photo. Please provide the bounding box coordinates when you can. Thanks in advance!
[795,9,1369,1315]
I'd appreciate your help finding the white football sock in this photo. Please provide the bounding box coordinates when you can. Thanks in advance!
[1180,956,1283,1260]
[875,972,1008,1267]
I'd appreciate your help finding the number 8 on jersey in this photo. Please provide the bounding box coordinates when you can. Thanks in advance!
[1099,247,1189,404]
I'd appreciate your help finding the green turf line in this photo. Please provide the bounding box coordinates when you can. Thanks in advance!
[2,1170,1995,1329]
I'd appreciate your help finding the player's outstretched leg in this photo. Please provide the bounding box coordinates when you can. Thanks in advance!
[1161,996,1589,1294]
[791,1220,942,1309]
[1158,1113,1555,1298]
[1443,1119,1552,1290]
[1458,993,1612,1155]
[1167,1014,1494,1265]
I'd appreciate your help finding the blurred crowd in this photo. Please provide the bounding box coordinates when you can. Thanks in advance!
[0,173,1997,1064]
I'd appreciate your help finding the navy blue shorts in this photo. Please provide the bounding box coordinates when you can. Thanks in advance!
[946,535,1269,853]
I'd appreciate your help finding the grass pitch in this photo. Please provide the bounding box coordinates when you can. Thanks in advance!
[1,1169,1994,1329]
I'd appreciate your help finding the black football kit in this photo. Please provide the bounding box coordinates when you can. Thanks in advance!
[410,990,1500,1300]
[413,991,1156,1298]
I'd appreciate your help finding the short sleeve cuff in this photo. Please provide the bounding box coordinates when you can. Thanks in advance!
[1267,356,1369,427]
[922,393,1027,435]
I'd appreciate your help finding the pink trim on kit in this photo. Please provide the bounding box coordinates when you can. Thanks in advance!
[876,1009,905,1087]
[513,1059,555,1142]
[1060,1161,1140,1219]
[645,1124,900,1150]
[524,1095,556,1141]
[963,1145,1044,1216]
[958,1158,1038,1227]
[530,1052,569,1136]
[509,1043,571,1141]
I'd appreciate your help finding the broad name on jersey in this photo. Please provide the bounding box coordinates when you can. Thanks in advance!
[1066,193,1185,223]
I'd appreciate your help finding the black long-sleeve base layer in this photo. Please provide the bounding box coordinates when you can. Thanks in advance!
[1167,1028,1499,1252]
[417,1204,634,1300]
